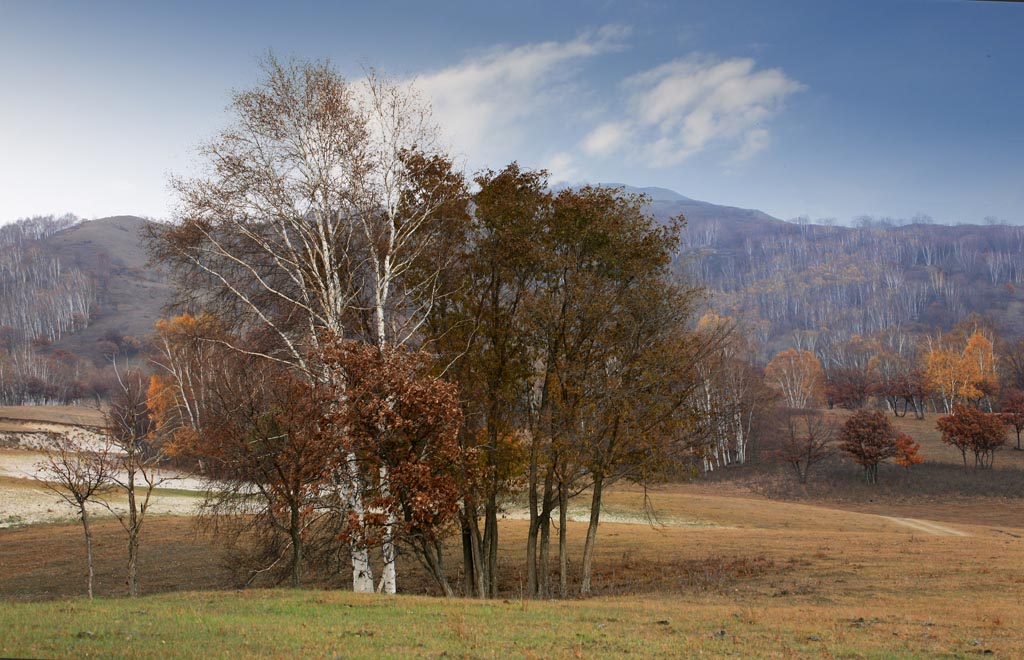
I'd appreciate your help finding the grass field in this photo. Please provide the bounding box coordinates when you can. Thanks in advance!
[0,405,106,429]
[2,405,1023,658]
[2,483,1022,658]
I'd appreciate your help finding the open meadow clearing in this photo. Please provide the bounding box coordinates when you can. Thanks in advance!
[2,480,1022,658]
[2,408,1023,658]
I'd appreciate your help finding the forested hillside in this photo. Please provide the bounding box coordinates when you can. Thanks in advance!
[634,191,1024,356]
[2,193,1022,405]
[0,215,171,404]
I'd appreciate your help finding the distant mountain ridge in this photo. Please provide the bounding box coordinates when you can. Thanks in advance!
[3,186,1024,403]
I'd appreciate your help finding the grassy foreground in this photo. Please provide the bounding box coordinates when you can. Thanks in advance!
[0,586,1016,660]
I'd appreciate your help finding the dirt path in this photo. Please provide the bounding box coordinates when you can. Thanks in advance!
[882,516,970,536]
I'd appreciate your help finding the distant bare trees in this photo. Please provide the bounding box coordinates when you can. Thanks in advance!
[35,430,114,598]
[770,409,834,484]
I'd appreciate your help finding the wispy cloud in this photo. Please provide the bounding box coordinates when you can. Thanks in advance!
[612,56,804,166]
[414,31,801,176]
[415,25,630,164]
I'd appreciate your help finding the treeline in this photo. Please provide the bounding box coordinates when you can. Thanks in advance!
[680,221,1024,353]
[0,214,95,344]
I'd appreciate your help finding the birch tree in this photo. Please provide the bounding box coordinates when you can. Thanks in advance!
[149,56,467,592]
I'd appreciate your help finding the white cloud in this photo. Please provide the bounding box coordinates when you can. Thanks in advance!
[733,126,771,162]
[411,31,801,175]
[545,151,579,184]
[582,121,631,157]
[585,55,803,166]
[415,25,629,164]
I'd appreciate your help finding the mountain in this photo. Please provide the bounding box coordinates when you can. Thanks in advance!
[44,215,172,361]
[0,215,172,404]
[4,188,1024,404]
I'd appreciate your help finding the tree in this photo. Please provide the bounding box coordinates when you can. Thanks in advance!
[515,185,708,597]
[1000,389,1024,451]
[936,404,1006,469]
[893,432,924,471]
[149,56,468,593]
[320,338,470,597]
[102,366,165,597]
[425,163,545,598]
[924,329,999,413]
[838,410,899,484]
[173,355,338,588]
[693,315,772,471]
[769,409,834,484]
[34,431,113,598]
[764,349,825,409]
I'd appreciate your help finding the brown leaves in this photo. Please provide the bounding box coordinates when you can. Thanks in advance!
[838,410,899,483]
[936,404,1006,469]
[319,337,474,546]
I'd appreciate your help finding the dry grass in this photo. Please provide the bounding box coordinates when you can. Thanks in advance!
[0,405,106,429]
[1,482,1023,657]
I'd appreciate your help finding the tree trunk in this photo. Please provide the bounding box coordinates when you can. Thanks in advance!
[127,531,139,597]
[558,479,568,598]
[378,464,397,594]
[538,466,554,597]
[579,471,604,596]
[483,492,498,598]
[526,441,539,598]
[460,510,476,596]
[290,501,303,588]
[344,454,375,592]
[126,480,139,597]
[80,503,94,600]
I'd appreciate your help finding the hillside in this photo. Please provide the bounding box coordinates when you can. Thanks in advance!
[0,215,171,404]
[3,193,1024,404]
[44,216,172,361]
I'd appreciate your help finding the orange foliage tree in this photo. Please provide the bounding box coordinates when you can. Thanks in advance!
[764,349,825,409]
[893,432,924,471]
[936,403,1006,469]
[320,338,473,597]
[924,329,999,413]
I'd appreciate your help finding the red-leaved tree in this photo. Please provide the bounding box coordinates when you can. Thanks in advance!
[936,403,1006,469]
[320,338,474,597]
[839,410,899,484]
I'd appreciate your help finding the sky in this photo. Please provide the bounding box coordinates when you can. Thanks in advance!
[1,0,1021,226]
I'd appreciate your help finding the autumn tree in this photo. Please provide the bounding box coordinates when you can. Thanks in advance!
[924,329,999,413]
[936,404,1006,469]
[102,367,165,597]
[893,432,924,471]
[764,349,825,409]
[149,56,468,593]
[769,409,834,484]
[320,338,470,597]
[838,410,899,484]
[513,185,710,597]
[34,431,114,598]
[425,163,544,598]
[176,355,338,587]
[693,315,773,470]
[999,389,1024,451]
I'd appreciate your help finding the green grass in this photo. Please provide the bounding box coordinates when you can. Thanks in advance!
[0,588,1009,659]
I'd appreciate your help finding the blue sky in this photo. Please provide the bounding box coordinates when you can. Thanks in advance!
[1,0,1021,225]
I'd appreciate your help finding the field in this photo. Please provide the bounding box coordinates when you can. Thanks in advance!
[1,406,1023,658]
